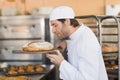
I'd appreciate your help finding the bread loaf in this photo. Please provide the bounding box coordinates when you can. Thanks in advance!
[102,44,118,53]
[23,41,54,52]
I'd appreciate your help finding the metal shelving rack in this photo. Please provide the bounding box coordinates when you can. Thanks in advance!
[76,15,119,80]
[116,16,120,80]
[98,15,120,80]
[75,15,102,44]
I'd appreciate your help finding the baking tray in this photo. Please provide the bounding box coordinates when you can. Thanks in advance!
[2,64,54,76]
[5,70,46,76]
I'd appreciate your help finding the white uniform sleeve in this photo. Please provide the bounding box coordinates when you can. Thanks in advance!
[59,60,85,80]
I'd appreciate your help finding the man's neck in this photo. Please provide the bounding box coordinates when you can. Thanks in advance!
[69,26,80,36]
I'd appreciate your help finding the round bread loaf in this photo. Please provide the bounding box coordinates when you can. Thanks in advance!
[23,41,54,52]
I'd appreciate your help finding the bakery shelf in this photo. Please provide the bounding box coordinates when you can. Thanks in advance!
[104,58,118,61]
[102,34,118,36]
[103,53,118,57]
[74,15,120,80]
[75,15,102,44]
[0,38,41,40]
[98,15,119,80]
[0,60,43,62]
[102,25,117,28]
[107,69,118,80]
[103,51,118,54]
[102,41,118,43]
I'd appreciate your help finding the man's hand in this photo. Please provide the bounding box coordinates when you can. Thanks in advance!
[55,41,67,53]
[46,50,65,67]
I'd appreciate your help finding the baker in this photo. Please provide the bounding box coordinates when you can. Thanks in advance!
[46,6,108,80]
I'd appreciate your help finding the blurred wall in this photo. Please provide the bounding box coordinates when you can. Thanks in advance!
[0,0,120,16]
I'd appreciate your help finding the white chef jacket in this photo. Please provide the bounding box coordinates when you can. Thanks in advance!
[59,24,108,80]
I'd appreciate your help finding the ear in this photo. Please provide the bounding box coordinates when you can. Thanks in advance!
[65,19,70,25]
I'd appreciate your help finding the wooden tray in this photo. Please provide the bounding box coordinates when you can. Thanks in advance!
[12,49,57,54]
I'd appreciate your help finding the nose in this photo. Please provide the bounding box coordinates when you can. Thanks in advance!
[52,27,56,33]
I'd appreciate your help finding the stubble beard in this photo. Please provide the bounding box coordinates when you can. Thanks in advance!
[59,32,70,40]
[59,24,70,40]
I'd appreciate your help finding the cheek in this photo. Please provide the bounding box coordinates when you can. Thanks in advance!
[52,27,60,35]
[56,26,62,33]
[61,27,67,34]
[61,27,69,37]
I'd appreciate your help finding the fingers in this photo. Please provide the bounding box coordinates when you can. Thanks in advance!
[46,53,53,59]
[45,51,65,66]
[46,50,63,60]
[55,50,63,56]
[50,57,56,63]
[46,53,57,60]
[46,54,57,63]
[52,49,62,55]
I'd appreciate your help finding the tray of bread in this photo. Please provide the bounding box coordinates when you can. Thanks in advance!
[4,64,46,76]
[13,41,57,54]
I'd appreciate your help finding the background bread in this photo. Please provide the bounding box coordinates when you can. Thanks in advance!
[102,44,118,53]
[0,76,29,80]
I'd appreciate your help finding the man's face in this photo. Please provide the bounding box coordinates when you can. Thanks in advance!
[50,20,69,40]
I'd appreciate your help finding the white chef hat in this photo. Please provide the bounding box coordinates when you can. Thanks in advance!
[49,6,75,21]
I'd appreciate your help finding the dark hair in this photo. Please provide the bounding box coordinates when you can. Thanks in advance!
[57,19,80,27]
